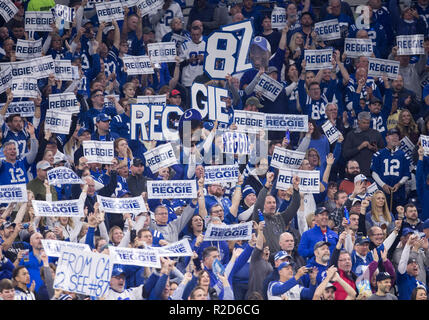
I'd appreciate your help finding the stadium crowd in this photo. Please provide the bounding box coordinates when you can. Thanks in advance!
[1,0,429,301]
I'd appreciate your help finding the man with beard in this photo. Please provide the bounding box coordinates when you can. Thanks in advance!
[397,234,427,300]
[398,204,425,232]
[368,272,397,300]
[300,241,331,287]
[343,111,384,177]
[339,160,370,195]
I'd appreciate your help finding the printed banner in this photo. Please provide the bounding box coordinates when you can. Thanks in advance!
[147,42,177,64]
[265,114,308,132]
[271,6,286,29]
[0,0,19,23]
[3,101,35,117]
[130,104,183,141]
[367,58,400,80]
[48,92,79,113]
[47,167,84,185]
[153,239,193,257]
[304,49,333,70]
[97,195,147,214]
[54,59,74,81]
[44,110,72,135]
[397,34,424,56]
[321,120,340,144]
[82,141,114,164]
[25,11,54,32]
[53,4,75,22]
[8,56,55,79]
[10,77,38,98]
[0,184,27,203]
[54,248,113,298]
[110,246,160,268]
[276,169,320,193]
[420,135,429,156]
[123,55,154,75]
[32,199,84,217]
[366,182,378,197]
[314,19,341,41]
[136,0,164,16]
[222,131,250,154]
[0,65,12,94]
[254,73,283,102]
[42,240,90,258]
[147,180,197,199]
[399,136,415,161]
[344,38,373,58]
[204,164,240,184]
[15,39,43,60]
[270,146,305,169]
[233,110,265,133]
[95,1,124,22]
[144,143,178,174]
[136,94,166,105]
[204,221,253,241]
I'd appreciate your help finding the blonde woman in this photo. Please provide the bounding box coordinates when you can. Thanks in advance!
[122,82,136,99]
[362,191,395,234]
[395,109,419,145]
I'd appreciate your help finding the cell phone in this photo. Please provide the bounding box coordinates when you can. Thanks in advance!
[212,258,225,277]
[22,223,29,229]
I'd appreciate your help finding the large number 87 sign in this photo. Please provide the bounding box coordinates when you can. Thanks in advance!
[203,20,254,80]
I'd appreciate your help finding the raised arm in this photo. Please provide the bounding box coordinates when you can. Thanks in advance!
[229,175,243,218]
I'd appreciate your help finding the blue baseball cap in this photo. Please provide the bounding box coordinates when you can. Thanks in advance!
[112,266,125,277]
[274,250,291,261]
[402,227,414,237]
[77,127,91,137]
[117,190,131,198]
[277,261,292,271]
[96,113,111,122]
[251,36,270,52]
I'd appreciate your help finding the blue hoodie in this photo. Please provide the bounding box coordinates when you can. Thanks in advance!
[297,225,339,260]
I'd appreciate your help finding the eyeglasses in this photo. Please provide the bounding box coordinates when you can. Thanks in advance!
[93,94,103,97]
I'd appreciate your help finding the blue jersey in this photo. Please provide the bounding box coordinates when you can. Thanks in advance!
[81,106,118,134]
[0,158,30,185]
[371,147,411,190]
[110,113,131,140]
[115,176,129,196]
[349,21,389,58]
[372,6,394,44]
[2,125,29,159]
[298,80,332,126]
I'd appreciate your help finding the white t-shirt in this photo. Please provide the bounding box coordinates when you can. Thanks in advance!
[104,285,144,300]
[151,3,184,42]
[180,37,206,87]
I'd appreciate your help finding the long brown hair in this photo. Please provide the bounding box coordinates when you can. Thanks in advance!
[396,109,418,137]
